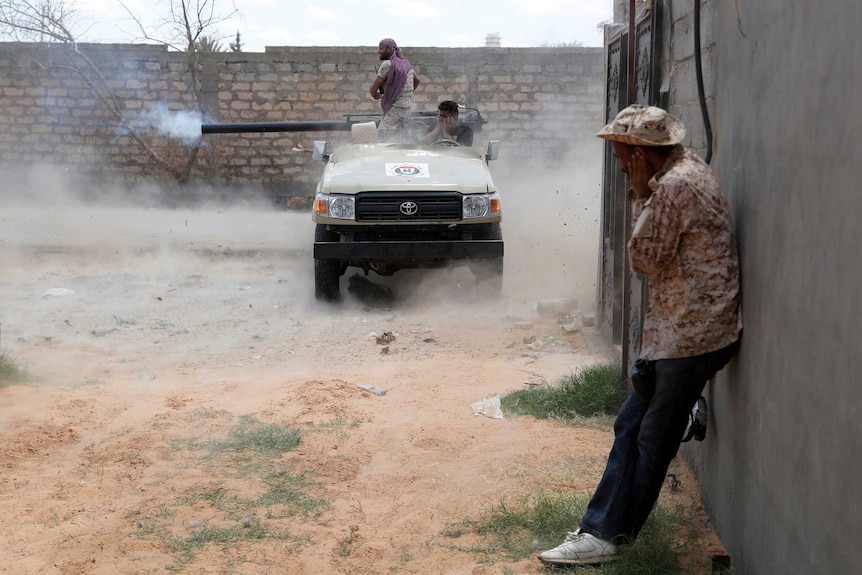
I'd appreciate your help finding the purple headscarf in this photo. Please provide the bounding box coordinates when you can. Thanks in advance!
[378,38,412,113]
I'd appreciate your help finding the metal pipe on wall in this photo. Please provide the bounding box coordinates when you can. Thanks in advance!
[627,0,636,106]
[694,0,714,164]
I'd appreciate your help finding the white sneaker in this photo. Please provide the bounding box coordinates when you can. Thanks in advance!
[538,529,619,565]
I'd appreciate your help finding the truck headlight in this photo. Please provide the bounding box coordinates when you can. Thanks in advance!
[315,194,355,219]
[463,193,501,219]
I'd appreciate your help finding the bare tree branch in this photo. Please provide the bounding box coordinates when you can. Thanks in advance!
[116,1,238,107]
[118,0,237,54]
[0,0,78,45]
[0,0,239,185]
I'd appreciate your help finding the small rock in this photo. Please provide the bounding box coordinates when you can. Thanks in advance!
[186,519,206,530]
[561,321,582,334]
[561,312,584,333]
[376,331,396,345]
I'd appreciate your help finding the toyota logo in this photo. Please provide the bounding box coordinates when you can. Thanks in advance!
[399,201,419,215]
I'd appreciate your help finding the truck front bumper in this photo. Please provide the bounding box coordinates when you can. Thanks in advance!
[314,240,503,260]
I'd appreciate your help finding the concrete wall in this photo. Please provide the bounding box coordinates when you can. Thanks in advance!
[642,0,862,572]
[707,2,861,573]
[0,43,604,202]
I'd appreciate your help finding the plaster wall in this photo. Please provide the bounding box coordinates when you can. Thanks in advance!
[652,1,862,572]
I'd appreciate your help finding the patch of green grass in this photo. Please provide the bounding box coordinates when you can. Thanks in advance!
[161,521,308,572]
[173,484,237,513]
[338,525,361,557]
[0,352,31,386]
[501,360,626,422]
[440,491,691,574]
[209,415,302,457]
[168,522,299,554]
[441,491,588,559]
[134,415,324,569]
[252,469,328,516]
[185,407,231,422]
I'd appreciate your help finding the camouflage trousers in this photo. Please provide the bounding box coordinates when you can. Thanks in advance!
[377,106,412,142]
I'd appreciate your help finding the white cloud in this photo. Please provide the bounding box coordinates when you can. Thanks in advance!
[307,5,339,23]
[510,0,609,18]
[385,1,441,19]
[256,27,300,44]
[76,0,129,10]
[306,28,342,44]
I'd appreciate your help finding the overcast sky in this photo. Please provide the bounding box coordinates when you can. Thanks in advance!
[72,0,614,52]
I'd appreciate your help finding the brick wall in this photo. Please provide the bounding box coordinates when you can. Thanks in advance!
[0,42,603,201]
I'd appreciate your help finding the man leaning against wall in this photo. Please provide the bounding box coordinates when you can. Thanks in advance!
[539,105,743,567]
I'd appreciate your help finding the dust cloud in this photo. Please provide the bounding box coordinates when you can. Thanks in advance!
[0,139,602,387]
[0,172,315,382]
[493,139,603,312]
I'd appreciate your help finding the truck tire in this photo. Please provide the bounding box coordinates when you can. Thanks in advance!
[314,225,342,301]
[471,223,504,298]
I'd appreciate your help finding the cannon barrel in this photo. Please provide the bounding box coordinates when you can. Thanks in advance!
[201,120,359,135]
[200,109,485,136]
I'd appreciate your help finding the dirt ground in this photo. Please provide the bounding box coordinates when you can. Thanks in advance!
[0,201,725,574]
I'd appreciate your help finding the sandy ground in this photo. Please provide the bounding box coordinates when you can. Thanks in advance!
[0,201,723,574]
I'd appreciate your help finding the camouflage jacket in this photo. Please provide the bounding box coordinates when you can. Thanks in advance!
[629,146,742,359]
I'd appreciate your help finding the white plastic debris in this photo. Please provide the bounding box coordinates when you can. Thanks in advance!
[471,394,503,419]
[43,288,75,297]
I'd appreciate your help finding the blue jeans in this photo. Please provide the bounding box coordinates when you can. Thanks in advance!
[579,340,739,543]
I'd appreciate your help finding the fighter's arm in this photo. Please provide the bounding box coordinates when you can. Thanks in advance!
[420,116,458,144]
[370,76,384,100]
[628,184,684,275]
[419,120,443,143]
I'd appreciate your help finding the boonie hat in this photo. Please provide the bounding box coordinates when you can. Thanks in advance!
[596,105,685,146]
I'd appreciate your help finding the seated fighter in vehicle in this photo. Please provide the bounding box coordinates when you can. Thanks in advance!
[418,100,474,146]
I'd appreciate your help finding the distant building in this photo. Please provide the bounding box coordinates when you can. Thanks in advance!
[485,33,501,48]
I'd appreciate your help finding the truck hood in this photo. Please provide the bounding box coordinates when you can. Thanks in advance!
[319,144,497,195]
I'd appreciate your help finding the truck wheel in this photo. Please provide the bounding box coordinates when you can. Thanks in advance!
[471,224,504,298]
[315,225,342,301]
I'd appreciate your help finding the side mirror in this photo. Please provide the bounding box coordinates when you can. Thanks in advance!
[312,140,330,161]
[485,140,500,163]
